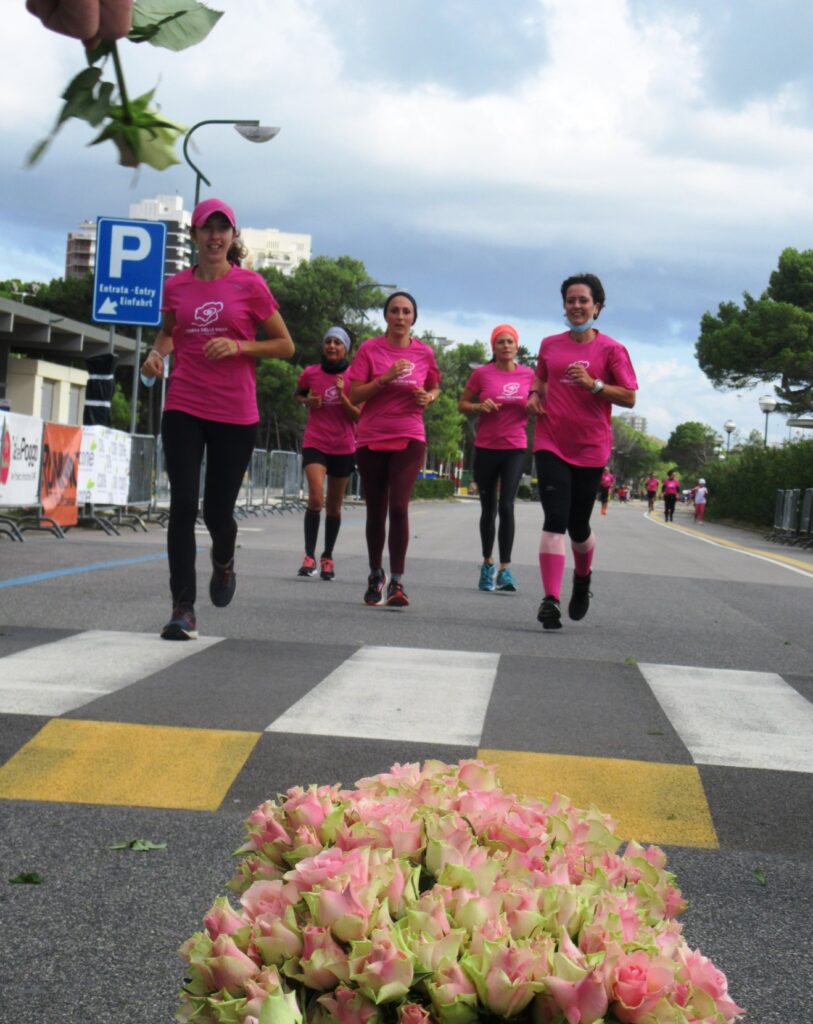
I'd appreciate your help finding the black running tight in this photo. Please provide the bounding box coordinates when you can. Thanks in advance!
[473,447,527,563]
[534,449,603,542]
[355,441,426,575]
[161,410,257,606]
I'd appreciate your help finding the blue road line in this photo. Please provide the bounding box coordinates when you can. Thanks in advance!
[0,553,169,589]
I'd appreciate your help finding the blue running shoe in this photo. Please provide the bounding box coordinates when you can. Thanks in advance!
[496,567,517,592]
[479,562,496,591]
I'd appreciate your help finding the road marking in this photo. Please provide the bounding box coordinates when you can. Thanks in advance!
[266,645,499,744]
[638,663,813,773]
[479,748,718,848]
[0,553,168,589]
[0,719,260,811]
[0,630,223,716]
[644,513,813,578]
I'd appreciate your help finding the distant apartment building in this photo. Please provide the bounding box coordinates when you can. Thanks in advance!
[65,197,310,280]
[239,227,311,275]
[65,194,192,280]
[618,412,648,434]
[65,221,96,278]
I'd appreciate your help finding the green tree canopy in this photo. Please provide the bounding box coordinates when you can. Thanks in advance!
[425,391,465,469]
[695,247,813,413]
[661,421,720,479]
[259,257,388,366]
[255,360,306,452]
[611,418,664,484]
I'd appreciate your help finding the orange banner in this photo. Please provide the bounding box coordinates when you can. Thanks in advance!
[40,424,82,527]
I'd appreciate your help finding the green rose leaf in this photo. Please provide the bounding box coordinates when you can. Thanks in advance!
[109,838,168,851]
[754,867,766,885]
[130,0,224,52]
[10,871,43,884]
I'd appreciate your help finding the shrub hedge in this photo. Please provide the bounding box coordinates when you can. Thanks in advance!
[703,440,813,527]
[411,478,456,500]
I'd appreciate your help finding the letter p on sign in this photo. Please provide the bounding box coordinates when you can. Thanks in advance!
[109,225,152,278]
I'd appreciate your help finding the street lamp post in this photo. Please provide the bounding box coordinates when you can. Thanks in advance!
[182,119,280,210]
[723,419,736,452]
[758,396,777,447]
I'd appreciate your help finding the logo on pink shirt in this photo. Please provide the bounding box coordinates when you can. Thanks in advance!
[562,360,589,384]
[323,385,339,403]
[194,301,224,326]
[500,382,521,398]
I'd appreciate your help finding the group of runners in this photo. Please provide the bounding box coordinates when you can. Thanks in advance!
[141,198,639,640]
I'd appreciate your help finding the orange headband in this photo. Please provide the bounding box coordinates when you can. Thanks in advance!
[490,324,519,349]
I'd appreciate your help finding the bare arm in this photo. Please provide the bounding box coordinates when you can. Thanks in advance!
[203,310,295,363]
[459,386,499,415]
[348,358,413,404]
[565,363,636,408]
[140,312,175,378]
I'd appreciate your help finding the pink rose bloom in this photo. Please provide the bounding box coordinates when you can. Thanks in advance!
[228,855,284,895]
[397,1003,433,1024]
[254,907,303,965]
[354,762,424,793]
[288,846,370,892]
[241,879,301,922]
[239,802,293,853]
[406,892,452,938]
[203,896,248,939]
[610,951,675,1023]
[463,943,546,1018]
[291,925,350,990]
[541,971,608,1024]
[502,887,546,940]
[456,759,499,792]
[679,948,744,1021]
[426,961,479,1024]
[409,929,466,973]
[467,914,511,954]
[203,934,260,996]
[348,931,415,1004]
[319,985,380,1024]
[282,784,341,831]
[304,880,371,942]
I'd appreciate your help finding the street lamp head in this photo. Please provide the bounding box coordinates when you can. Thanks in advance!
[758,395,777,414]
[235,124,280,143]
[723,419,736,434]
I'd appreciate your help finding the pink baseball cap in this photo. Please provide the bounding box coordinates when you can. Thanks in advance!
[191,198,236,228]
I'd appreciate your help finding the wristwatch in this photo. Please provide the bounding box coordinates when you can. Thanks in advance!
[591,378,605,394]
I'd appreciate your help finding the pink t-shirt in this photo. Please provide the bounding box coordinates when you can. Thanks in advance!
[645,476,659,492]
[601,471,615,489]
[162,265,278,425]
[297,364,356,455]
[465,363,534,449]
[662,477,680,495]
[533,331,638,467]
[347,335,440,447]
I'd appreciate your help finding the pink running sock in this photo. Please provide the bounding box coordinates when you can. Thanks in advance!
[571,534,595,578]
[539,531,566,598]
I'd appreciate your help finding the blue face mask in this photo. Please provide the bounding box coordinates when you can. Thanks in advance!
[564,314,595,334]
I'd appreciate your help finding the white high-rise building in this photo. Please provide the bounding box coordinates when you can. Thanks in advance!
[618,412,648,434]
[239,227,311,275]
[65,221,96,278]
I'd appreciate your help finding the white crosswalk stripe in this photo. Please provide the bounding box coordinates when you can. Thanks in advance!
[0,630,223,716]
[637,663,813,774]
[265,645,500,745]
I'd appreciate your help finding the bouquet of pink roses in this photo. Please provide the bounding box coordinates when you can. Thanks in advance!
[177,759,743,1024]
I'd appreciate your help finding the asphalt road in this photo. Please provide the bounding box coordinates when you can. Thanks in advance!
[1,496,811,1024]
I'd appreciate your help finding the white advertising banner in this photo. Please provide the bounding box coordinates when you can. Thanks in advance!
[0,412,43,507]
[77,426,132,506]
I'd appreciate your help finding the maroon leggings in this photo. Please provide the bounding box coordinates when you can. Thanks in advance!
[355,441,426,575]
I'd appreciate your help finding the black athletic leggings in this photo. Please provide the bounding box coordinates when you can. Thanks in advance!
[473,447,527,563]
[664,493,677,520]
[355,441,425,576]
[534,449,603,542]
[161,410,257,606]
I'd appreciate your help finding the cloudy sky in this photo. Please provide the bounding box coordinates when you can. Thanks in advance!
[4,0,813,444]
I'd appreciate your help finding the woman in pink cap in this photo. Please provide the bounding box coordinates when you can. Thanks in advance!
[528,274,638,630]
[141,198,294,640]
[459,324,534,593]
[347,291,440,608]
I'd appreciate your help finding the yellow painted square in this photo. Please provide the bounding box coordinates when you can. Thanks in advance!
[479,748,719,849]
[0,719,261,811]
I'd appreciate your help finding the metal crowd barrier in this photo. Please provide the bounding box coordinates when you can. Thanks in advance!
[265,449,304,513]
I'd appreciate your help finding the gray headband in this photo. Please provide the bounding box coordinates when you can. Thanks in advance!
[323,326,351,350]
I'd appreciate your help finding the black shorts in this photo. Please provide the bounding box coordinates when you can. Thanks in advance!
[302,447,355,478]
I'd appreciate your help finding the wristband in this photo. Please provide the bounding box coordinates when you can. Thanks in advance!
[376,376,387,388]
[234,339,243,356]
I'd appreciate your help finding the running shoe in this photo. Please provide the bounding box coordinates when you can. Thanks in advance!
[496,567,517,592]
[479,562,496,591]
[568,571,592,621]
[161,604,198,641]
[320,557,336,581]
[386,580,409,607]
[298,555,318,577]
[209,550,236,608]
[536,595,562,631]
[364,569,386,605]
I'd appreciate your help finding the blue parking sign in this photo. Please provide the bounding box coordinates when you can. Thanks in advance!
[92,217,167,326]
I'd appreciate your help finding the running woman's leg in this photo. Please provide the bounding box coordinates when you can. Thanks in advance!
[534,450,572,601]
[496,449,527,565]
[303,461,327,559]
[355,446,389,571]
[386,440,426,577]
[161,410,206,608]
[202,419,257,567]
